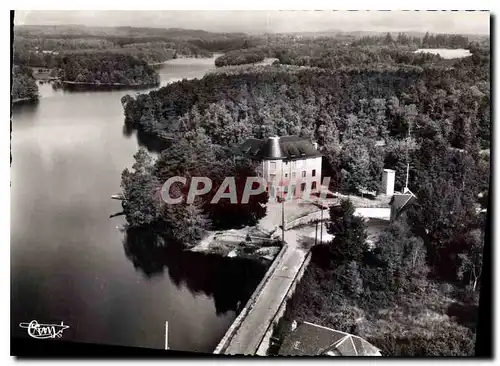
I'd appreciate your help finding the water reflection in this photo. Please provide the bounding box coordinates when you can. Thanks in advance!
[122,123,134,137]
[123,228,267,315]
[122,123,172,153]
[135,129,172,153]
[11,99,40,109]
[53,82,158,93]
[11,56,240,351]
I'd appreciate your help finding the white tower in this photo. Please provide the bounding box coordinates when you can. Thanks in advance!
[382,169,396,196]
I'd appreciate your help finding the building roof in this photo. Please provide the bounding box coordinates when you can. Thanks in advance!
[278,321,382,356]
[236,136,321,161]
[390,188,417,218]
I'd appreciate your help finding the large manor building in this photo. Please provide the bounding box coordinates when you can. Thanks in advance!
[236,136,322,200]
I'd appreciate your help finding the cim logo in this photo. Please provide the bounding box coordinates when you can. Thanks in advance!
[19,320,70,339]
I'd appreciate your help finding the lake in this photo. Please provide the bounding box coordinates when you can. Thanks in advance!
[414,48,472,59]
[10,56,266,353]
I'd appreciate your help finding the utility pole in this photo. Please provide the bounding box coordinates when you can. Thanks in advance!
[165,321,169,350]
[314,219,318,246]
[281,162,285,245]
[405,121,411,191]
[320,208,324,244]
[281,196,285,244]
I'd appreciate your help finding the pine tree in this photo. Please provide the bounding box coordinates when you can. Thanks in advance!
[326,199,368,262]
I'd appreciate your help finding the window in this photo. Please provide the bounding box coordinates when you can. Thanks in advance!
[312,181,317,190]
[269,174,276,182]
[302,171,306,178]
[270,162,277,170]
[312,169,316,177]
[300,183,306,192]
[285,173,288,178]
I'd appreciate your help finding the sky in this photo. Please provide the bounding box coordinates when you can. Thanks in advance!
[14,10,490,35]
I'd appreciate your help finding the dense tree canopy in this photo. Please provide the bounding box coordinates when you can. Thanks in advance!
[118,32,491,356]
[351,32,470,49]
[371,324,476,356]
[117,31,490,355]
[278,198,476,356]
[11,65,39,103]
[325,199,368,263]
[215,48,265,67]
[121,130,269,243]
[58,53,160,85]
[13,24,489,355]
[122,41,489,195]
[12,25,240,69]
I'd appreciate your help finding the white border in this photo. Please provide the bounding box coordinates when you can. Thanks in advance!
[6,1,499,10]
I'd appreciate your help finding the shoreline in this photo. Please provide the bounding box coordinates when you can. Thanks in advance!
[190,227,282,262]
[60,80,159,87]
[12,97,38,105]
[148,53,220,67]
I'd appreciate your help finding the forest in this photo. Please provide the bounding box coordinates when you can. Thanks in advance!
[120,133,269,248]
[11,22,490,355]
[13,25,262,89]
[13,36,212,68]
[58,53,160,85]
[12,25,255,69]
[11,65,39,104]
[122,40,489,193]
[120,33,489,356]
[215,48,265,67]
[210,32,473,68]
[275,199,481,356]
[352,32,471,48]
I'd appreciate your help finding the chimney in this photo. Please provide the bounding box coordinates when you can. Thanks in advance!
[267,136,282,159]
[382,169,395,196]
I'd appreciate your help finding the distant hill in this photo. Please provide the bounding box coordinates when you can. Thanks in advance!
[15,24,488,43]
[261,29,489,40]
[14,24,247,40]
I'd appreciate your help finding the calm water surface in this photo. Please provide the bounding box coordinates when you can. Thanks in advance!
[11,56,265,352]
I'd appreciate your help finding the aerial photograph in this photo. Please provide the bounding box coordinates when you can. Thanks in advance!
[10,10,490,357]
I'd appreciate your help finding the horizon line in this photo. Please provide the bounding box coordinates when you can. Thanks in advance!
[13,23,491,36]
